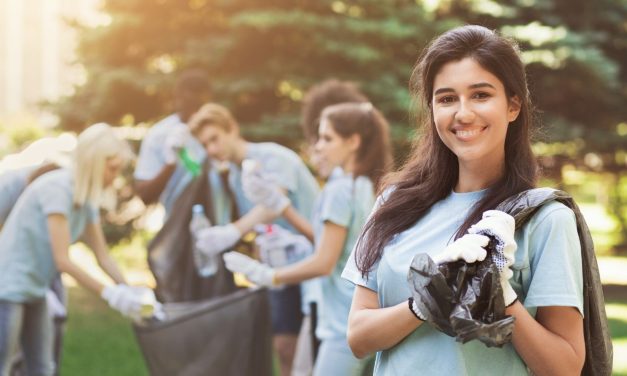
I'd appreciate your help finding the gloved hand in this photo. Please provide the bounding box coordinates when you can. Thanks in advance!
[468,210,517,306]
[101,284,143,319]
[163,127,189,164]
[430,233,490,265]
[408,297,426,321]
[195,224,242,256]
[241,159,290,215]
[223,251,275,287]
[127,286,166,321]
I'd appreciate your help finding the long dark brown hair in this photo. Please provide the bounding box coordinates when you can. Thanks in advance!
[356,25,538,276]
[321,102,393,190]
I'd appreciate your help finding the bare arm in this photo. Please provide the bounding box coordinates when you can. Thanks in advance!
[507,302,584,375]
[347,285,423,358]
[274,221,346,285]
[48,214,107,295]
[81,221,127,285]
[134,163,176,205]
[281,205,314,242]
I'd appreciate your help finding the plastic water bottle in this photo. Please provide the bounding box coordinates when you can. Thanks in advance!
[190,204,217,277]
[258,224,312,268]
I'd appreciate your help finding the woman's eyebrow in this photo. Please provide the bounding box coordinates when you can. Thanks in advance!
[434,82,497,97]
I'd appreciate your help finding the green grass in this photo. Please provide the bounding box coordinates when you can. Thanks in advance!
[60,286,148,376]
[607,301,627,376]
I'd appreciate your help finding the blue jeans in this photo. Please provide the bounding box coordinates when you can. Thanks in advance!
[0,299,55,376]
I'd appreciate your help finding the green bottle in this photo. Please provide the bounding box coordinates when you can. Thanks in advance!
[178,148,202,177]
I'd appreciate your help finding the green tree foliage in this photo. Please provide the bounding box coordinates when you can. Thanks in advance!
[54,0,442,145]
[436,0,627,167]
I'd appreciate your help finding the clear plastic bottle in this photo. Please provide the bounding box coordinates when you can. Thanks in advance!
[258,224,312,267]
[190,204,217,277]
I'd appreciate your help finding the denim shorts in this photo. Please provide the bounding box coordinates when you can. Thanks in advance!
[269,285,303,334]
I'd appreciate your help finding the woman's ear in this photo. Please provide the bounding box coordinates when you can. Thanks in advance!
[508,96,522,122]
[348,133,362,153]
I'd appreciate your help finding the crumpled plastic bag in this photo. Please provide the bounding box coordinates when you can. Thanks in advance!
[407,237,515,347]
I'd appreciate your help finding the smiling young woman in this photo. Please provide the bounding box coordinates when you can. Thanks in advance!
[341,25,586,376]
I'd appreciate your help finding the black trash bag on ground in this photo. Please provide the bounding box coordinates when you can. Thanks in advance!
[133,287,273,376]
[408,238,515,347]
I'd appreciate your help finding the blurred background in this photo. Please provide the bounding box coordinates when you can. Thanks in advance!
[0,0,625,375]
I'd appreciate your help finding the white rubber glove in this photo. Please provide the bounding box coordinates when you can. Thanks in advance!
[468,210,518,306]
[431,233,490,265]
[46,289,66,319]
[195,224,242,256]
[409,297,426,321]
[101,284,142,319]
[222,251,275,287]
[241,159,290,215]
[163,127,189,164]
[127,286,166,321]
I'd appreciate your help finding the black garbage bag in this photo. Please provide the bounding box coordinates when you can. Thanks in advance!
[408,239,515,347]
[147,159,237,303]
[133,287,273,376]
[496,188,612,376]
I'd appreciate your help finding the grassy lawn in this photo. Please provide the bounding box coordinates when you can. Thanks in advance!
[60,285,148,375]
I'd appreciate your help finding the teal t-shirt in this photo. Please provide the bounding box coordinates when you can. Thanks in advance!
[0,169,99,302]
[342,189,583,375]
[0,166,35,226]
[313,173,374,340]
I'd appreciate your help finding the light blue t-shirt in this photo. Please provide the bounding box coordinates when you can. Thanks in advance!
[0,169,99,302]
[314,173,375,340]
[342,189,583,375]
[0,166,35,226]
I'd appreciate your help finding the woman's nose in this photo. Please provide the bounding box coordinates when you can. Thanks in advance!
[454,99,476,124]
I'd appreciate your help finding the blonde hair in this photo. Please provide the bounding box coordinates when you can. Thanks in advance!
[72,123,134,208]
[188,103,238,136]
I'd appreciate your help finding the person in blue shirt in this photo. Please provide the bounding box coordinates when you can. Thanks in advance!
[187,103,320,376]
[341,25,585,375]
[223,102,393,376]
[0,124,158,376]
[134,69,217,218]
[292,79,371,376]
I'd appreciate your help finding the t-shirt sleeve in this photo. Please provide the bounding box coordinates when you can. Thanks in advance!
[319,182,352,228]
[523,204,584,315]
[37,180,72,218]
[341,192,387,292]
[134,132,165,180]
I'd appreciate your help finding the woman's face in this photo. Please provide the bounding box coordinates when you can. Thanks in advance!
[431,57,520,170]
[103,156,124,187]
[315,119,356,172]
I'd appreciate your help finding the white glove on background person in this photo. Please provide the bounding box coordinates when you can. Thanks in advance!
[468,210,518,306]
[222,251,275,287]
[431,233,490,265]
[101,284,143,319]
[241,159,290,215]
[163,127,189,164]
[127,286,165,321]
[195,224,242,256]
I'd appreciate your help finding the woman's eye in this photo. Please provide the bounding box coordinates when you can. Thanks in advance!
[437,96,455,104]
[473,91,491,100]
